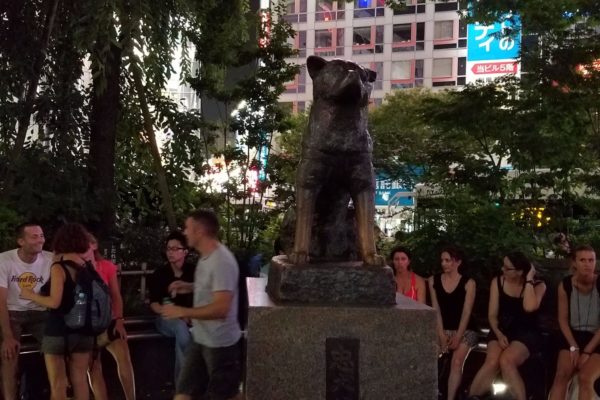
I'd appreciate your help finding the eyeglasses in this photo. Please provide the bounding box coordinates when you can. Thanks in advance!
[166,247,186,252]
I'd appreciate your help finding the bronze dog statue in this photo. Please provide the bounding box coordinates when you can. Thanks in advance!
[289,56,384,267]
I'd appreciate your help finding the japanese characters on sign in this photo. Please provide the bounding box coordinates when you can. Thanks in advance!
[466,15,521,83]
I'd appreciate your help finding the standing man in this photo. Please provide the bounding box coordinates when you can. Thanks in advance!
[0,223,53,399]
[162,209,242,400]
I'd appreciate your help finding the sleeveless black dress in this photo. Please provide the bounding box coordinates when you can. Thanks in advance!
[487,276,541,353]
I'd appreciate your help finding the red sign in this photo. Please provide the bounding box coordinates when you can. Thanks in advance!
[470,62,519,75]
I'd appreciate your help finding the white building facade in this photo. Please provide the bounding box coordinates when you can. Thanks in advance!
[280,0,468,113]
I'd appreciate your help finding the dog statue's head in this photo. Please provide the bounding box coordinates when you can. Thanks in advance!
[307,55,376,106]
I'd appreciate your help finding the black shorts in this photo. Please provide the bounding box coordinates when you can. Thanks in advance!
[488,328,541,354]
[557,330,600,354]
[176,340,242,400]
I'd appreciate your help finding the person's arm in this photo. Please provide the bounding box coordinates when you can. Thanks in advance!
[488,278,502,338]
[20,264,65,309]
[557,281,579,365]
[162,291,233,320]
[168,280,194,294]
[428,277,447,351]
[107,272,127,339]
[0,287,20,360]
[416,275,426,304]
[523,265,546,312]
[455,279,476,340]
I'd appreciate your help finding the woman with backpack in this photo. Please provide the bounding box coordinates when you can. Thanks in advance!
[85,233,136,400]
[19,223,96,400]
[549,245,600,400]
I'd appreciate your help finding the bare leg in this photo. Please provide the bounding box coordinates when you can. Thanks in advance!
[106,338,136,400]
[498,341,530,400]
[88,351,109,400]
[548,350,576,400]
[352,190,383,266]
[447,343,471,400]
[44,354,68,400]
[1,356,18,400]
[577,354,600,400]
[69,352,91,400]
[468,341,502,396]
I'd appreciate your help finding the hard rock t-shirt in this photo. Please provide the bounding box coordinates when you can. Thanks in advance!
[0,249,53,311]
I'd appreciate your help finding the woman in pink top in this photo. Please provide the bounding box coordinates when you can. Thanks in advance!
[390,246,426,304]
[85,234,136,400]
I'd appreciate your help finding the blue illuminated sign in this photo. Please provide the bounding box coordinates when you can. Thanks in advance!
[375,176,413,207]
[467,16,521,62]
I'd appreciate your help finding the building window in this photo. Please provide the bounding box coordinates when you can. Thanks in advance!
[391,60,424,89]
[352,25,384,54]
[392,22,425,52]
[458,19,467,48]
[434,1,458,11]
[393,0,426,15]
[284,0,307,23]
[354,0,385,18]
[434,21,454,40]
[284,66,306,94]
[314,28,345,57]
[315,0,345,21]
[432,58,453,78]
[457,56,466,85]
[434,20,457,49]
[288,30,307,57]
[361,62,383,90]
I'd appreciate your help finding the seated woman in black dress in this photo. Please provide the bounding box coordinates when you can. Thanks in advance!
[468,251,546,400]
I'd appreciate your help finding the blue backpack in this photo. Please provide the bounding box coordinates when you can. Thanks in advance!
[59,260,112,335]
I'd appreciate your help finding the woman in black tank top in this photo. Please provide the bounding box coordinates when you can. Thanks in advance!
[468,252,546,400]
[429,246,476,400]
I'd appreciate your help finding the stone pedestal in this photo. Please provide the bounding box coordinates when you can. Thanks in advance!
[246,278,438,400]
[266,255,396,306]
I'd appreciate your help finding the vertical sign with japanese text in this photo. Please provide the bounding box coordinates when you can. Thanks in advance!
[466,16,521,83]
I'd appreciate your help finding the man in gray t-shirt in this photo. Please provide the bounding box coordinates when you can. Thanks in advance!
[163,209,242,400]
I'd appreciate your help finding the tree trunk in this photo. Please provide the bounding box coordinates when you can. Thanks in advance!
[88,40,122,239]
[130,62,178,231]
[2,0,60,196]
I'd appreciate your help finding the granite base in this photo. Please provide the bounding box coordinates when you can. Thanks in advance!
[246,278,438,400]
[266,255,396,306]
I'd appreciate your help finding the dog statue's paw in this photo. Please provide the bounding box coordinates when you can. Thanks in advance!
[364,254,385,267]
[289,252,309,265]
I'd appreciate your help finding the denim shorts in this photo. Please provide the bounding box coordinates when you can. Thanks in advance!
[41,334,95,355]
[176,340,242,400]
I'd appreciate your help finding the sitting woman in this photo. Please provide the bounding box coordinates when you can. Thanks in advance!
[390,246,426,304]
[429,246,477,400]
[468,251,546,400]
[148,231,195,382]
[86,233,136,400]
[20,223,95,400]
[549,245,600,400]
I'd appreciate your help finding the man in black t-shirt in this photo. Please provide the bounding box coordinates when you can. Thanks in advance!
[148,231,195,382]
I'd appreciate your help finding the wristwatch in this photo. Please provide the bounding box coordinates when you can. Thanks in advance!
[569,346,579,352]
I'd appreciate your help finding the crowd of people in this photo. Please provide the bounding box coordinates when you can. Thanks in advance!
[0,209,243,400]
[392,245,600,400]
[0,210,598,400]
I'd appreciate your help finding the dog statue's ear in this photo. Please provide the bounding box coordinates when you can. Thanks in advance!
[365,67,377,83]
[307,56,328,80]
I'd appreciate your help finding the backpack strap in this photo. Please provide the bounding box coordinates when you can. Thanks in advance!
[562,275,573,321]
